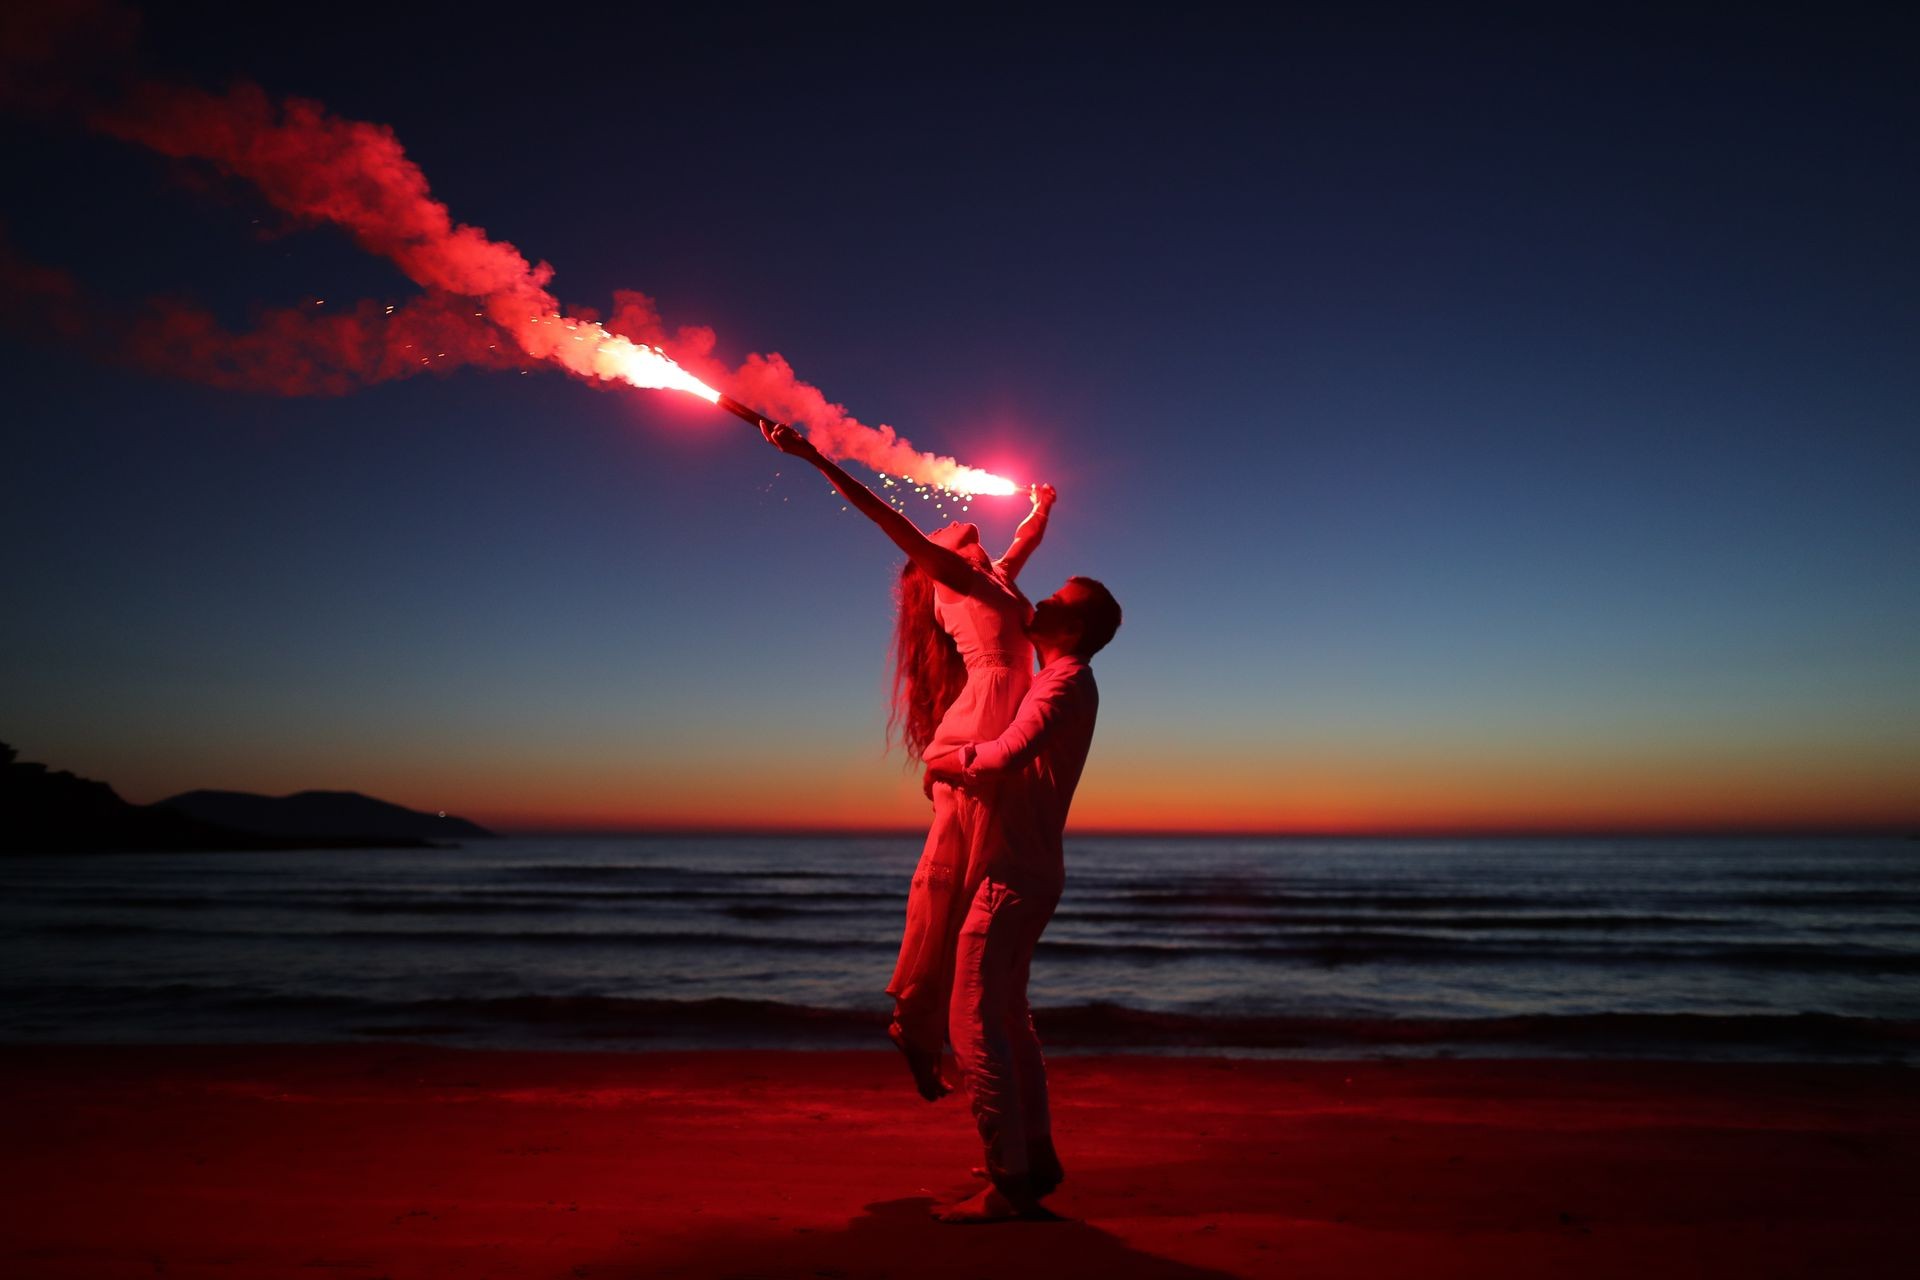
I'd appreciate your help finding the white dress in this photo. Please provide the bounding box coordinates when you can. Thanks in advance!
[885,563,1032,1051]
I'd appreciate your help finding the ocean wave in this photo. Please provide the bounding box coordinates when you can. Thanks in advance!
[1039,934,1920,972]
[1104,889,1537,910]
[1722,890,1920,908]
[35,919,1920,973]
[1060,909,1754,931]
[504,864,866,884]
[67,891,892,916]
[34,920,894,951]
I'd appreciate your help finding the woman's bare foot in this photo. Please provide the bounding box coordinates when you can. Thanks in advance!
[887,1021,950,1102]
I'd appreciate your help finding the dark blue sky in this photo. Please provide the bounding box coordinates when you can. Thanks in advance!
[3,3,1915,830]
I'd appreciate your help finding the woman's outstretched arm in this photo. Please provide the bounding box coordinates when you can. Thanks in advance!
[760,423,981,595]
[996,483,1056,581]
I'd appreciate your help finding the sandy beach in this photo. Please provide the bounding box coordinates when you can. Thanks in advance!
[2,1044,1914,1278]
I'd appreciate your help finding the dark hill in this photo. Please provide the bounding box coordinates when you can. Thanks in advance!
[3,740,491,854]
[3,743,245,854]
[160,789,494,841]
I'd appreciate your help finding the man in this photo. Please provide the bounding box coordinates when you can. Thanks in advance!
[920,575,1122,1224]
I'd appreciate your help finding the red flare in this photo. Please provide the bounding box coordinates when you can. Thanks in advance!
[73,78,1015,494]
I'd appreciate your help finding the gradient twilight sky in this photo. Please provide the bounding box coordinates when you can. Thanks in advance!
[2,3,1915,833]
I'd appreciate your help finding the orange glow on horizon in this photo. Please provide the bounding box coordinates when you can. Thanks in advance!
[105,732,1920,840]
[453,759,1920,840]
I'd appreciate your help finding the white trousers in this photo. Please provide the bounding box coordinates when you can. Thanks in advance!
[948,876,1058,1193]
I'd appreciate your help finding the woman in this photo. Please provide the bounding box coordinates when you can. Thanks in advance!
[760,422,1054,1100]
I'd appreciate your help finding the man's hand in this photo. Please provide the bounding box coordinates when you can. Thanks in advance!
[761,422,819,461]
[1029,482,1057,514]
[922,748,967,787]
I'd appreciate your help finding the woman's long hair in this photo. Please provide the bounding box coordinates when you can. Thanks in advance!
[889,561,968,763]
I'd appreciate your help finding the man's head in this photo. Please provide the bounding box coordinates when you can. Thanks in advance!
[1028,576,1122,659]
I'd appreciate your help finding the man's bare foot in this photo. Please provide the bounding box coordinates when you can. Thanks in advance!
[1029,1144,1066,1197]
[972,1150,1064,1197]
[932,1185,1045,1224]
[887,1021,950,1102]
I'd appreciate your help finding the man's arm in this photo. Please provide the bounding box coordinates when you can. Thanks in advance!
[926,666,1086,785]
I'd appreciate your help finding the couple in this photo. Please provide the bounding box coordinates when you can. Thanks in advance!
[761,423,1120,1225]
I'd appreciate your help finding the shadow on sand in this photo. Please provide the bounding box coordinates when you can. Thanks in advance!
[593,1194,1238,1280]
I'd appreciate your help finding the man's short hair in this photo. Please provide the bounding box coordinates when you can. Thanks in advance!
[1067,576,1122,657]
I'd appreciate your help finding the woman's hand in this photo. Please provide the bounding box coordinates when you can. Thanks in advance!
[761,422,820,462]
[998,483,1057,581]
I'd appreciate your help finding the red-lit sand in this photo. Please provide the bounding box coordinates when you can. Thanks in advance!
[1,1045,1913,1278]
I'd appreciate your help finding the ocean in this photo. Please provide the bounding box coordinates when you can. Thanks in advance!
[3,835,1916,1062]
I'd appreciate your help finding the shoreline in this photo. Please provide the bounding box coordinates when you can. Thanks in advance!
[10,999,1913,1066]
[3,1043,1913,1278]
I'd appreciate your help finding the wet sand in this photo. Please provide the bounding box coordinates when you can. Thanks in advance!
[1,1044,1913,1278]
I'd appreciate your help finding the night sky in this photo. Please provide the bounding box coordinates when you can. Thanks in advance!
[3,3,1915,832]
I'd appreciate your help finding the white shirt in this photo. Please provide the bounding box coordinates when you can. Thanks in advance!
[957,655,1099,897]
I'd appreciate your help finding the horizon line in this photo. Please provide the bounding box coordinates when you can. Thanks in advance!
[490,822,1920,841]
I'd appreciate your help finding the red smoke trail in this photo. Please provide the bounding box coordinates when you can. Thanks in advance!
[0,234,529,396]
[78,81,1012,494]
[126,294,535,397]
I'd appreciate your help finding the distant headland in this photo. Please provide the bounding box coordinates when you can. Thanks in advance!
[1,741,493,854]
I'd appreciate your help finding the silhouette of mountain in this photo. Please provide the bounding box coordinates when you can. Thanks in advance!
[2,741,489,854]
[160,789,494,841]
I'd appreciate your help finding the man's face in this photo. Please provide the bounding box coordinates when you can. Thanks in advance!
[1027,581,1093,649]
